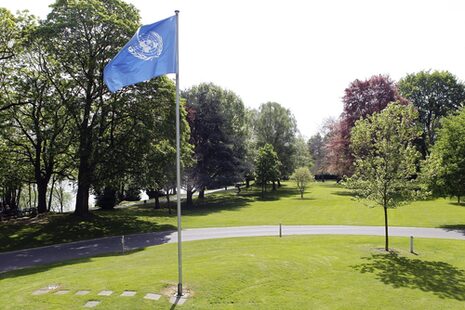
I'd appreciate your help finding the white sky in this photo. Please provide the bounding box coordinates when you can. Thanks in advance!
[2,0,465,137]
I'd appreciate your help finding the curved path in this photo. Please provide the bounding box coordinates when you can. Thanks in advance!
[1,225,464,273]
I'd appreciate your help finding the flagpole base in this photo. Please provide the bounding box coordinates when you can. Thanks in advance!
[177,283,183,297]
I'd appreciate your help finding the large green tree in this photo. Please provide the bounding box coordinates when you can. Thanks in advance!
[346,103,421,251]
[1,40,74,214]
[183,83,247,205]
[255,102,297,179]
[422,107,465,203]
[255,144,281,196]
[39,0,140,216]
[398,70,465,157]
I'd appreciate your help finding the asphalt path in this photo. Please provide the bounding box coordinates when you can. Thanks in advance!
[1,225,464,273]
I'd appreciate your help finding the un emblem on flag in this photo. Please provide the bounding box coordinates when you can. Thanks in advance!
[128,31,163,61]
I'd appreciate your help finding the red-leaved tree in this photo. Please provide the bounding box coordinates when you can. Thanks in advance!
[324,75,407,176]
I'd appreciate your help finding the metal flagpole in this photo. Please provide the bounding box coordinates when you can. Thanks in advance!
[174,10,183,297]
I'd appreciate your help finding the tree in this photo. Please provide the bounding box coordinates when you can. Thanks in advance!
[292,136,313,171]
[307,133,325,175]
[398,70,465,157]
[183,83,247,205]
[290,167,313,199]
[255,144,281,196]
[243,108,259,187]
[40,0,141,216]
[346,103,421,251]
[255,102,297,180]
[325,75,406,176]
[422,107,465,203]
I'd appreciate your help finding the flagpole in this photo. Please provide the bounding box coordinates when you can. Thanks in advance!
[174,10,183,297]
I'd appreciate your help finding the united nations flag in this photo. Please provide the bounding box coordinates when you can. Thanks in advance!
[104,15,177,93]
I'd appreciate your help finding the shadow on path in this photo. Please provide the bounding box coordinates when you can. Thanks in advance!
[439,225,465,236]
[352,252,465,301]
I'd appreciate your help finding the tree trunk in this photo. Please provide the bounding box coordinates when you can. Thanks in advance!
[272,181,277,191]
[36,180,48,214]
[198,188,205,199]
[186,190,193,207]
[384,206,389,251]
[74,106,93,216]
[74,146,92,216]
[48,176,56,212]
[166,191,171,214]
[154,191,160,209]
[16,188,21,210]
[277,179,281,187]
[246,179,250,188]
[300,191,304,199]
[458,196,461,204]
[28,184,32,209]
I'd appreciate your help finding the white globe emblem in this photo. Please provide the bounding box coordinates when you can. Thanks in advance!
[128,29,163,61]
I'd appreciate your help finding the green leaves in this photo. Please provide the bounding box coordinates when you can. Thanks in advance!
[290,167,313,198]
[346,102,422,209]
[255,144,281,193]
[422,107,465,203]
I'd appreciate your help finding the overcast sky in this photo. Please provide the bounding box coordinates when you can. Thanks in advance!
[2,0,465,137]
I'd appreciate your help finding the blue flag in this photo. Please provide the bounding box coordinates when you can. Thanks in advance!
[104,15,177,93]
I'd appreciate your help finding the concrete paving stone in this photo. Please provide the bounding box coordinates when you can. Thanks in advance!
[75,290,91,296]
[32,289,50,296]
[144,293,161,300]
[54,290,70,295]
[97,290,113,296]
[169,296,188,305]
[120,291,136,297]
[84,301,100,308]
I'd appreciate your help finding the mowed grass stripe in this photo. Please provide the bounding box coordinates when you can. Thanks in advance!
[1,235,465,309]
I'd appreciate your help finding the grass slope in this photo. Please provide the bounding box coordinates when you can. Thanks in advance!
[2,182,465,251]
[1,235,465,309]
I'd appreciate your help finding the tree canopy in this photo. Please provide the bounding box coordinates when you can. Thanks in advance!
[255,144,281,196]
[183,83,247,205]
[422,107,465,203]
[325,75,405,176]
[398,70,465,157]
[255,102,297,179]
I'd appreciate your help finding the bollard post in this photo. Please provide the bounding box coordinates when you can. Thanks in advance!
[122,235,125,254]
[410,236,414,253]
[279,223,282,238]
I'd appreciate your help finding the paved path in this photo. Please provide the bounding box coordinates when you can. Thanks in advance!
[1,225,464,273]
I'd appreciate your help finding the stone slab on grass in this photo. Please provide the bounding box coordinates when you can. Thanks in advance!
[169,296,188,305]
[120,290,137,297]
[32,288,51,296]
[144,293,161,300]
[97,290,113,296]
[54,290,70,295]
[75,290,91,296]
[84,300,100,308]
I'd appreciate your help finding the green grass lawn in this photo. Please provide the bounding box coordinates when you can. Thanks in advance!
[1,235,465,309]
[2,181,465,252]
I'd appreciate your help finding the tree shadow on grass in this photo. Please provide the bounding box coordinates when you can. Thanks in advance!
[0,230,174,278]
[439,225,465,236]
[332,191,355,197]
[289,197,315,201]
[1,212,176,252]
[352,252,465,301]
[0,247,147,280]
